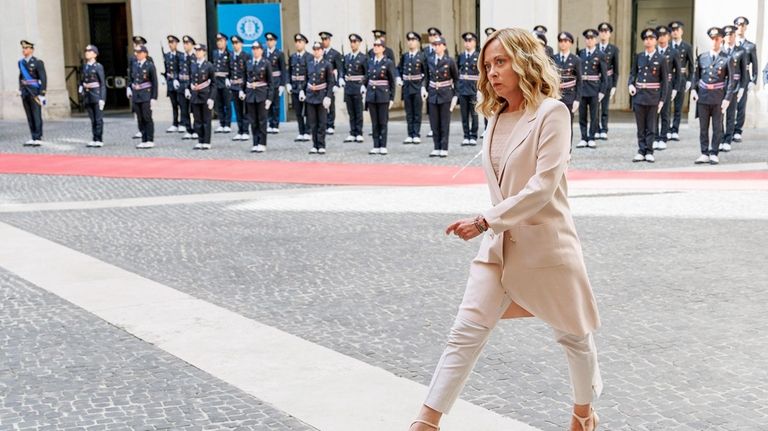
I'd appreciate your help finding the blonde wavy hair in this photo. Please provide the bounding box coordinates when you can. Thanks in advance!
[476,28,560,118]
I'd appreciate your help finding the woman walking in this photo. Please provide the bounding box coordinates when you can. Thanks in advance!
[409,28,603,431]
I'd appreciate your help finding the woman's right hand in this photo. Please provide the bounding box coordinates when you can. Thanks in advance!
[445,218,484,241]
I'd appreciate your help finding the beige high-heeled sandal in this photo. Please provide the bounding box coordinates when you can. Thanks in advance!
[572,408,599,431]
[410,419,440,430]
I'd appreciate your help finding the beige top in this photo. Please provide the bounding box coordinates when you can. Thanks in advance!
[489,110,524,177]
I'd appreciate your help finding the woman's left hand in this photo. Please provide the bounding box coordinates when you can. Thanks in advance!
[445,218,483,241]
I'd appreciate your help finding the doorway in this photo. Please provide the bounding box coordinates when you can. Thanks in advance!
[88,3,129,110]
[632,0,694,52]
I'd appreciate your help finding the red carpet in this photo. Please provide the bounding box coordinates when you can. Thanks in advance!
[0,153,766,186]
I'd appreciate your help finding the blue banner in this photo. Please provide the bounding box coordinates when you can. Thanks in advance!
[217,3,285,122]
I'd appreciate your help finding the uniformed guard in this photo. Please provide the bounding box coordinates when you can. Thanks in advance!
[732,16,758,143]
[229,35,251,141]
[320,32,343,135]
[178,35,197,140]
[187,44,215,150]
[397,31,427,144]
[163,35,181,133]
[553,32,582,131]
[596,22,619,140]
[212,33,232,134]
[533,25,554,56]
[128,45,158,148]
[79,44,106,147]
[18,40,47,146]
[628,28,668,163]
[288,33,311,142]
[720,24,748,152]
[342,33,368,143]
[364,39,397,155]
[457,32,480,146]
[244,41,274,153]
[425,36,458,158]
[691,27,736,165]
[577,28,607,148]
[653,25,681,151]
[368,30,396,62]
[668,21,694,141]
[265,32,286,134]
[302,41,335,154]
[423,27,442,139]
[128,35,153,140]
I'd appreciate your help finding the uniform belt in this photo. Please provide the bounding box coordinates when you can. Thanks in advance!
[131,82,153,90]
[272,71,282,77]
[292,75,306,81]
[83,82,101,89]
[166,73,176,79]
[680,67,687,73]
[191,79,211,91]
[733,74,741,81]
[699,81,725,90]
[369,79,389,86]
[402,74,423,81]
[582,75,601,81]
[607,69,614,76]
[247,81,268,88]
[429,79,454,88]
[230,78,244,84]
[21,79,40,86]
[179,74,190,80]
[345,75,364,81]
[308,82,328,91]
[214,72,229,77]
[560,80,577,89]
[635,82,661,89]
[459,74,479,81]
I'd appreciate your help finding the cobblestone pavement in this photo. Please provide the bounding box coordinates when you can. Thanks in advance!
[1,114,766,171]
[0,266,316,431]
[1,181,767,430]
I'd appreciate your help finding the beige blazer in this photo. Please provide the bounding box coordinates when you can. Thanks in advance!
[476,98,600,336]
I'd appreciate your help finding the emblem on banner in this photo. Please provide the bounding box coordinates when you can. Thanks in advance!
[237,15,264,41]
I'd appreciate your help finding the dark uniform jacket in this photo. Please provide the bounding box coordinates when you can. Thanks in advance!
[398,51,427,97]
[657,46,682,97]
[364,56,396,104]
[163,50,180,95]
[725,45,750,90]
[553,52,582,104]
[456,50,480,96]
[212,48,231,89]
[189,60,215,104]
[597,43,619,88]
[80,61,106,104]
[267,48,287,86]
[670,40,694,92]
[737,39,758,85]
[578,48,608,97]
[18,56,47,97]
[245,57,274,103]
[426,55,458,104]
[229,50,250,91]
[289,51,312,92]
[177,51,193,89]
[323,47,343,79]
[343,51,368,96]
[304,58,334,104]
[693,51,736,105]
[368,47,396,63]
[129,59,158,102]
[628,50,669,106]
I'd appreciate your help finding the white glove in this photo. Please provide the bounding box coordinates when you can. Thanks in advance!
[286,83,293,93]
[598,92,605,102]
[572,100,580,113]
[685,81,692,92]
[476,90,483,103]
[737,88,745,102]
[126,87,133,98]
[389,100,394,110]
[721,99,730,113]
[449,96,458,112]
[184,88,191,99]
[610,87,616,99]
[15,89,22,97]
[333,85,341,93]
[691,90,698,102]
[628,84,637,96]
[225,78,231,88]
[338,78,346,87]
[207,99,214,110]
[38,96,47,106]
[671,89,678,100]
[322,96,331,110]
[279,86,285,97]
[748,82,755,91]
[150,99,157,110]
[173,80,180,90]
[657,101,664,114]
[360,86,366,95]
[396,77,403,87]
[420,87,428,100]
[239,90,245,101]
[98,100,105,111]
[299,90,306,102]
[78,85,84,94]
[265,99,272,110]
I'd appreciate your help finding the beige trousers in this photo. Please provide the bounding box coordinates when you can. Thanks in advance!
[424,262,603,414]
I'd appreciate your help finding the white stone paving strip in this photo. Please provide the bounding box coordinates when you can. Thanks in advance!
[0,222,540,431]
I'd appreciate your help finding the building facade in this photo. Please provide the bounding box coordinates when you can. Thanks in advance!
[1,0,765,127]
